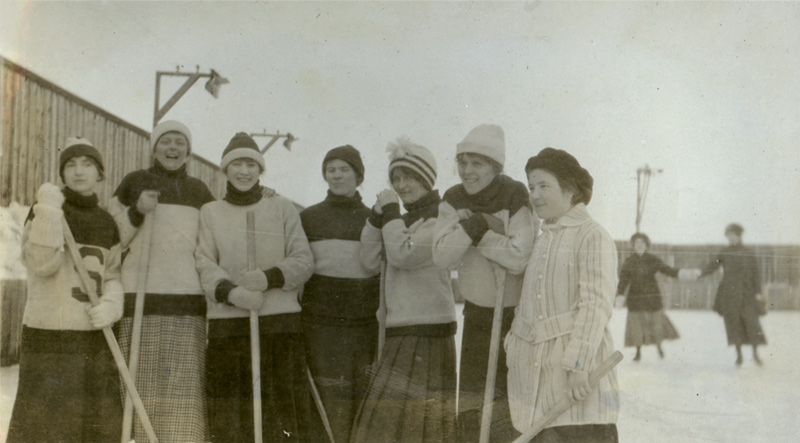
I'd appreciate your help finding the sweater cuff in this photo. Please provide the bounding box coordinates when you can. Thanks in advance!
[460,213,490,246]
[264,267,285,290]
[382,203,401,223]
[561,339,595,373]
[215,280,236,305]
[127,205,145,227]
[369,208,385,229]
[29,204,65,248]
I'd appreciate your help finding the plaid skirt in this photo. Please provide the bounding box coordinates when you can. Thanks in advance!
[116,313,207,443]
[624,310,679,347]
[351,325,457,443]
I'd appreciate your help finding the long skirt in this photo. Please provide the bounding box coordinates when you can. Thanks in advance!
[7,327,122,443]
[206,316,318,443]
[116,305,207,443]
[458,301,518,442]
[351,323,458,443]
[533,424,619,443]
[624,310,679,347]
[303,315,377,443]
[722,310,767,346]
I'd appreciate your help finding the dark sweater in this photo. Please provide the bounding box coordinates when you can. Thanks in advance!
[617,252,678,311]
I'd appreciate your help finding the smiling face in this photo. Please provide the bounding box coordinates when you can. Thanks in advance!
[153,131,189,171]
[62,155,101,196]
[225,158,262,191]
[390,167,428,205]
[324,159,359,197]
[527,168,575,222]
[457,153,498,195]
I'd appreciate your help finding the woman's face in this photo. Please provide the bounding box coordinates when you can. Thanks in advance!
[226,158,261,191]
[457,154,497,195]
[153,132,189,171]
[633,238,648,255]
[726,232,741,246]
[390,169,427,205]
[527,168,575,222]
[324,159,359,197]
[62,156,101,196]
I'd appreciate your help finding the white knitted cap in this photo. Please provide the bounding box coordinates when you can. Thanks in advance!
[151,120,192,153]
[456,124,505,167]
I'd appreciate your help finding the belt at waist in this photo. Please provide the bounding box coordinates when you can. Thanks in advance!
[510,311,574,345]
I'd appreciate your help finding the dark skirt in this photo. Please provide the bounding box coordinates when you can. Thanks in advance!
[624,310,679,347]
[7,327,122,443]
[533,424,619,443]
[458,301,518,443]
[303,315,377,443]
[722,310,767,346]
[207,318,317,443]
[351,323,458,443]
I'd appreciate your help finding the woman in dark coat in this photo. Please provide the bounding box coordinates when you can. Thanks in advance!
[617,233,680,361]
[699,223,766,366]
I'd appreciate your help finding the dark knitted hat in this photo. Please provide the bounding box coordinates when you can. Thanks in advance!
[322,145,365,184]
[221,132,264,171]
[525,147,593,205]
[59,137,104,181]
[725,223,744,236]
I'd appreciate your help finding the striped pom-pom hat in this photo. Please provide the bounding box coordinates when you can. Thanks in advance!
[386,137,437,190]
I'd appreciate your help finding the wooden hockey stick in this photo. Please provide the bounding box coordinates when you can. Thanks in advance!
[377,253,387,361]
[246,211,264,443]
[478,264,507,443]
[307,367,336,443]
[60,219,159,443]
[511,351,624,443]
[121,216,154,443]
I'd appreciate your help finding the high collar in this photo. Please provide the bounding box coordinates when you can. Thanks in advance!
[62,186,98,208]
[463,175,502,208]
[403,189,440,213]
[402,190,440,226]
[541,203,591,231]
[149,159,188,179]
[223,181,262,206]
[324,189,363,208]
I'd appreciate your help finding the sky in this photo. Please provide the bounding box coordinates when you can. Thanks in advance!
[2,1,799,245]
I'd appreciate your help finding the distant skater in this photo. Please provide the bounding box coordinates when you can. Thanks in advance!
[698,223,766,366]
[617,233,680,361]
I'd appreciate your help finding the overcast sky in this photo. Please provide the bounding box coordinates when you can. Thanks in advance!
[2,1,798,245]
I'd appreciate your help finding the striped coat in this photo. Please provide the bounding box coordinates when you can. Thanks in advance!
[505,204,619,432]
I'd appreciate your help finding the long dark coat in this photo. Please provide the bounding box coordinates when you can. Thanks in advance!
[617,252,679,311]
[701,244,766,345]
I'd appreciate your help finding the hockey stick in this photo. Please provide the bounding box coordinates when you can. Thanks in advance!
[60,218,159,443]
[246,211,264,443]
[307,367,337,443]
[121,216,154,443]
[511,350,624,443]
[377,252,387,361]
[478,264,507,443]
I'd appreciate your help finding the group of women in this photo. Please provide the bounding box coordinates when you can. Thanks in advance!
[11,117,766,443]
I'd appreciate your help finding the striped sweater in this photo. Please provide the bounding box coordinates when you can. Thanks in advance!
[300,191,380,321]
[21,188,123,331]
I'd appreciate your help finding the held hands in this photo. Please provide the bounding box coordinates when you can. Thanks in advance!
[567,370,592,402]
[87,302,122,329]
[136,190,160,214]
[456,208,474,221]
[678,268,702,281]
[37,183,64,209]
[228,286,264,311]
[373,189,398,215]
[242,270,268,292]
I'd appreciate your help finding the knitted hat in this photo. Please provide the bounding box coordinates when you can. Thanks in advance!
[220,132,265,171]
[151,120,192,153]
[525,147,594,205]
[725,223,744,236]
[457,124,505,167]
[386,137,437,190]
[59,137,104,181]
[630,232,651,247]
[322,145,365,184]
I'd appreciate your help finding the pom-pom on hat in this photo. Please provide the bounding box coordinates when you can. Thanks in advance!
[151,120,192,153]
[386,137,437,190]
[220,132,265,171]
[322,145,365,185]
[59,137,104,181]
[457,124,506,167]
[525,147,594,205]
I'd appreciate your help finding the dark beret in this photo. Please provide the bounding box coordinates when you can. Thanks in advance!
[525,147,593,205]
[725,223,744,236]
[630,232,651,247]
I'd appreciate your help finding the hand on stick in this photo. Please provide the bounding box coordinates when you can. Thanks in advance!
[242,269,268,292]
[87,301,122,329]
[229,286,264,311]
[37,183,64,209]
[567,370,592,402]
[136,190,160,214]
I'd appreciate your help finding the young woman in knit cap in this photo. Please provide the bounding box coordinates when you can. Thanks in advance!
[195,132,315,441]
[697,223,766,366]
[432,124,535,442]
[352,137,457,443]
[617,232,682,362]
[8,138,124,442]
[108,120,215,441]
[506,148,619,443]
[299,144,380,443]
